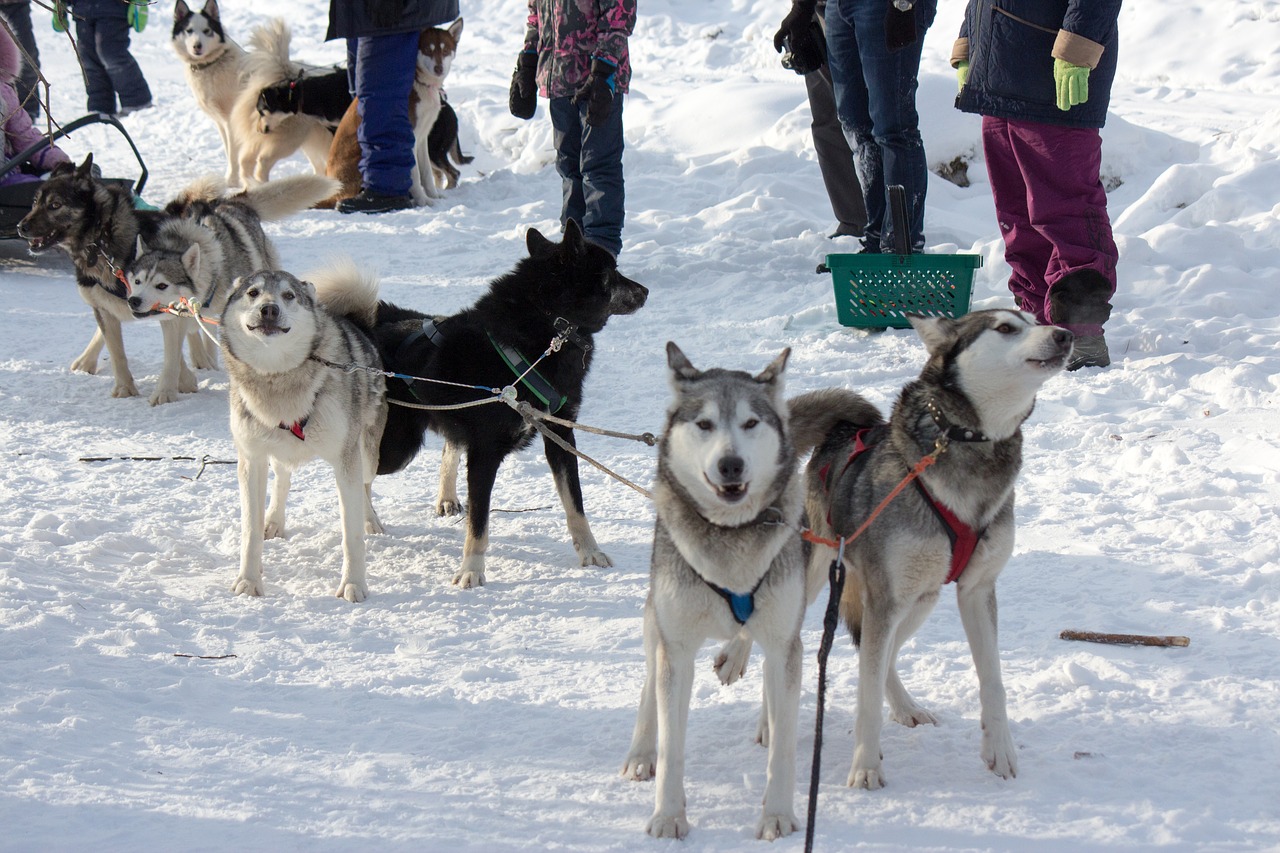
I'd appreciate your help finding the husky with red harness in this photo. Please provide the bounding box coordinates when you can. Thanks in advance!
[801,309,1072,790]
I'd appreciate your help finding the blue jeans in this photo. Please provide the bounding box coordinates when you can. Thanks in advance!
[824,0,935,252]
[74,5,151,114]
[348,33,418,197]
[549,95,625,257]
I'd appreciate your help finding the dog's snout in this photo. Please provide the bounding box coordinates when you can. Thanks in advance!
[1052,327,1074,347]
[717,455,745,483]
[128,296,142,309]
[259,303,279,322]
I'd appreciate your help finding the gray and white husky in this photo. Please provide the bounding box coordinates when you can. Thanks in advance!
[621,342,807,841]
[796,309,1072,789]
[221,262,387,602]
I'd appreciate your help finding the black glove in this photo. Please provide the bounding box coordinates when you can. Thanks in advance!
[885,0,918,52]
[774,0,824,75]
[572,58,617,127]
[509,52,538,120]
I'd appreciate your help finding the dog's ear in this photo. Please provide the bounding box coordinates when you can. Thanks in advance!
[48,160,75,178]
[75,154,95,180]
[560,218,586,258]
[908,314,957,356]
[135,235,148,258]
[200,0,219,21]
[755,347,790,389]
[526,227,554,258]
[448,17,463,40]
[666,341,699,382]
[181,242,204,282]
[175,0,190,19]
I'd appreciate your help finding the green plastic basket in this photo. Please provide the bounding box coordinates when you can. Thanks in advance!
[820,252,982,329]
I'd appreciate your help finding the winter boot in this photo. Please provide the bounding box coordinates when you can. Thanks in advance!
[1049,269,1113,370]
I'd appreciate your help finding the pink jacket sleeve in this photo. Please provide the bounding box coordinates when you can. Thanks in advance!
[3,83,70,173]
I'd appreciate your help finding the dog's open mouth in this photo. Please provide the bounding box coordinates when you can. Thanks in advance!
[1028,353,1068,369]
[132,309,162,319]
[248,323,289,336]
[711,480,749,503]
[25,234,53,252]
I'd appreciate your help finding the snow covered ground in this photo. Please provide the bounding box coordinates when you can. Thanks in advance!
[1,0,1277,849]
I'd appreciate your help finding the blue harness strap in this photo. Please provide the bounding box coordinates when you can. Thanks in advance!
[704,575,766,625]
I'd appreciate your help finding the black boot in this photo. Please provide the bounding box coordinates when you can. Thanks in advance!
[1049,269,1113,370]
[337,189,414,215]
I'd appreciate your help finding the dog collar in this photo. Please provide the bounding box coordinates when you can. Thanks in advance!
[279,416,309,440]
[925,398,990,443]
[552,317,592,352]
[488,333,568,414]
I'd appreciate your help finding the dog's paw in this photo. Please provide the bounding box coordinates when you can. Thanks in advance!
[263,518,285,540]
[848,758,886,790]
[889,704,938,728]
[645,813,689,840]
[335,581,367,603]
[232,576,264,597]
[620,752,655,781]
[112,380,140,398]
[578,547,612,568]
[70,355,99,374]
[713,636,751,685]
[365,517,385,536]
[756,812,799,841]
[452,569,485,589]
[149,385,180,407]
[983,724,1018,779]
[178,372,198,394]
[435,499,464,517]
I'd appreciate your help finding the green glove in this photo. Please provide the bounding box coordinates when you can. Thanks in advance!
[127,1,148,32]
[956,60,970,91]
[1053,58,1089,111]
[52,1,68,31]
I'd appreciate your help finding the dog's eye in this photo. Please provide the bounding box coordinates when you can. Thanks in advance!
[742,418,758,430]
[156,283,168,291]
[48,199,62,210]
[282,291,296,301]
[996,323,1018,335]
[696,419,713,431]
[246,289,259,298]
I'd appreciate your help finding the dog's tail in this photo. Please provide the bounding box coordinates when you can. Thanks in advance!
[242,18,297,83]
[233,174,342,218]
[449,138,474,166]
[307,256,380,330]
[789,388,883,457]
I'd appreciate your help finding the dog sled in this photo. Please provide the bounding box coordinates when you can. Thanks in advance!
[0,112,149,240]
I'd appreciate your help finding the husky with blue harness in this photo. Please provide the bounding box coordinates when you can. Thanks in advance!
[622,342,857,841]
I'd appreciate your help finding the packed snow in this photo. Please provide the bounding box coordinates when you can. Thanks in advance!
[1,0,1277,850]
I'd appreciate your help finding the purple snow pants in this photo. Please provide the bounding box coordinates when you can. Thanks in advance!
[982,116,1118,328]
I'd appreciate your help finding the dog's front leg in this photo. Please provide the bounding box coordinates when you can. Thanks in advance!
[648,635,695,839]
[757,633,802,840]
[263,458,291,540]
[94,308,138,398]
[233,451,270,596]
[621,600,660,781]
[957,578,1017,779]
[434,441,463,515]
[333,451,369,603]
[151,318,186,406]
[70,327,105,374]
[453,452,501,588]
[187,325,218,370]
[542,427,611,568]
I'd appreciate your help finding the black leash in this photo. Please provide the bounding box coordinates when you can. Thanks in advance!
[805,548,846,853]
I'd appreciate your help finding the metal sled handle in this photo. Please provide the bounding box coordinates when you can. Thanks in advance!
[0,113,149,197]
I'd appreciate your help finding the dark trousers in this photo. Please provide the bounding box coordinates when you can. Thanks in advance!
[73,6,151,114]
[549,94,625,257]
[0,2,40,119]
[825,0,935,252]
[347,33,418,197]
[805,61,866,234]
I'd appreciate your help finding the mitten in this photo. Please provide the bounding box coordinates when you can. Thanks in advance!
[956,60,970,91]
[52,1,68,31]
[572,58,616,128]
[127,0,148,33]
[1053,58,1089,111]
[885,0,917,52]
[774,5,825,75]
[508,51,537,120]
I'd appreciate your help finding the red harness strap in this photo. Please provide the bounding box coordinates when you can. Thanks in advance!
[823,427,982,584]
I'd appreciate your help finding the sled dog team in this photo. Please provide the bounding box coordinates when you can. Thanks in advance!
[22,2,1079,841]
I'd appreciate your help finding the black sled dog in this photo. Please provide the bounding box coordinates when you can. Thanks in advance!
[374,220,648,588]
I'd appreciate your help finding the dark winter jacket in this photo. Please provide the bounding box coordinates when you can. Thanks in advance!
[327,0,460,40]
[952,0,1121,129]
[522,0,636,99]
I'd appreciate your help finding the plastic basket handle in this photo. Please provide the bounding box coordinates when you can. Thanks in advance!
[888,184,910,256]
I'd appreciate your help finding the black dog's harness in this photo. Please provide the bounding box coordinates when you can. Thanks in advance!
[819,404,991,584]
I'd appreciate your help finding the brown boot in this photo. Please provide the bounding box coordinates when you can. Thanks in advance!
[1049,269,1113,370]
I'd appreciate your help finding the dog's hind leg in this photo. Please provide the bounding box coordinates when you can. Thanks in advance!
[233,450,270,596]
[301,125,333,176]
[188,326,218,370]
[848,595,900,790]
[70,327,105,374]
[543,427,611,568]
[957,578,1017,779]
[333,451,370,603]
[263,459,290,540]
[362,434,385,535]
[435,441,463,516]
[453,451,500,588]
[94,309,139,398]
[621,601,660,781]
[885,594,941,728]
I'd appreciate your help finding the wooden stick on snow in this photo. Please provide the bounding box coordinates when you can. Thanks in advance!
[1059,630,1190,648]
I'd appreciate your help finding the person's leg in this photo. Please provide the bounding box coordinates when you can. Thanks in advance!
[982,116,1056,320]
[549,96,587,233]
[1,3,41,119]
[354,31,419,197]
[90,10,151,111]
[806,62,866,236]
[73,14,115,114]
[849,0,935,252]
[825,0,882,252]
[578,94,625,257]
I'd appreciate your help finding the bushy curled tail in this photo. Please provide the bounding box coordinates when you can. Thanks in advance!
[788,388,883,457]
[234,174,342,218]
[242,18,294,82]
[306,257,380,330]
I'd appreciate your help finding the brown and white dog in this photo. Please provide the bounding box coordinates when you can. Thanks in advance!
[321,18,464,208]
